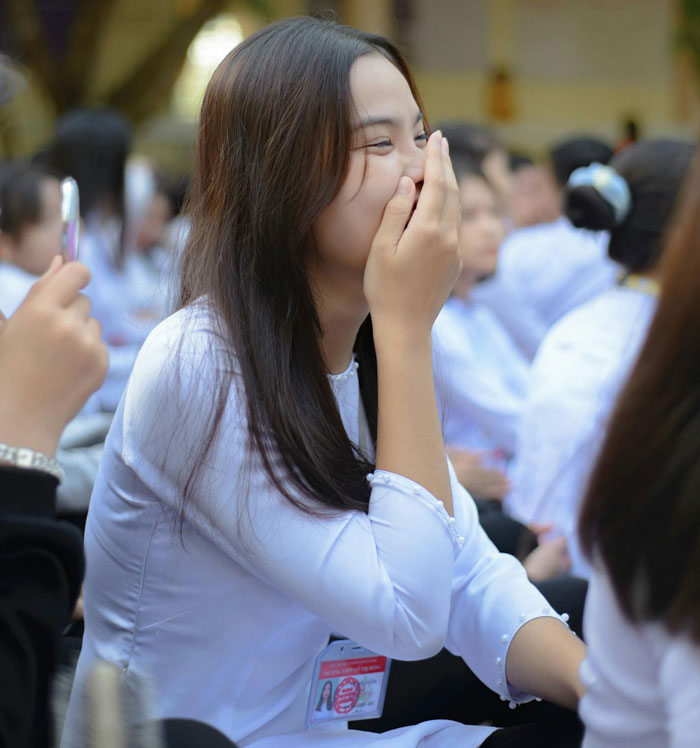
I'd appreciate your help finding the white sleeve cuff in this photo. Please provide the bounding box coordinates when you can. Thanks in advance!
[498,609,572,707]
[367,470,464,553]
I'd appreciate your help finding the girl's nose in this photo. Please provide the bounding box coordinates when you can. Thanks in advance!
[405,147,426,187]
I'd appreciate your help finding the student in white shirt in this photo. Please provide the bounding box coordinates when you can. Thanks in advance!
[474,137,618,360]
[0,161,63,315]
[48,110,145,410]
[432,154,572,583]
[63,18,585,748]
[508,140,695,578]
[0,160,108,512]
[433,156,529,466]
[577,149,700,748]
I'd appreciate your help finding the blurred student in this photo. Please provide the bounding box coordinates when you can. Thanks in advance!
[474,137,618,360]
[433,154,571,582]
[48,110,143,410]
[63,18,584,748]
[433,155,526,486]
[0,162,109,513]
[48,110,132,341]
[0,162,62,315]
[438,122,512,217]
[508,156,561,229]
[122,160,179,322]
[577,150,700,748]
[508,140,694,578]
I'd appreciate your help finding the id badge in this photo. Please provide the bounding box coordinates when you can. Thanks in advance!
[305,640,391,726]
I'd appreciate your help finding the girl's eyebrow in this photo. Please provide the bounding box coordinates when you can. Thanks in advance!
[353,111,423,131]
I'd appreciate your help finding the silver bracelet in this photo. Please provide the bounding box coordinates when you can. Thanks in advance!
[0,442,64,483]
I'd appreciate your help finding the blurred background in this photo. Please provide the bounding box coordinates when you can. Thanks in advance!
[1,0,700,175]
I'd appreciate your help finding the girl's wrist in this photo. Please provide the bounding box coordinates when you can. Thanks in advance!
[372,320,433,359]
[0,410,60,458]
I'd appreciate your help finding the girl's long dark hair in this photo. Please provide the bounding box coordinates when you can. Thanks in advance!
[579,150,700,643]
[178,17,426,515]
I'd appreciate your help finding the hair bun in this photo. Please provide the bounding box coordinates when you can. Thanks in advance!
[565,184,617,231]
[564,162,632,232]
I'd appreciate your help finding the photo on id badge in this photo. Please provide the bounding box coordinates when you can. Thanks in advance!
[306,640,391,726]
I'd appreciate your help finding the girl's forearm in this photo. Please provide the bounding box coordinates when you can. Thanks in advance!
[505,616,586,710]
[373,329,453,515]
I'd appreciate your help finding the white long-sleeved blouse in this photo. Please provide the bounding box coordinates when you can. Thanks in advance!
[472,217,616,360]
[580,566,700,748]
[506,286,656,577]
[62,303,561,748]
[433,296,530,456]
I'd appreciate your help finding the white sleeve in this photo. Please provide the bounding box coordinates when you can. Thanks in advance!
[121,317,462,662]
[659,634,700,748]
[434,328,523,455]
[445,461,568,705]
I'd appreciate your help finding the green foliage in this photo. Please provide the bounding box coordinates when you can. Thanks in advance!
[678,0,700,66]
[248,0,274,21]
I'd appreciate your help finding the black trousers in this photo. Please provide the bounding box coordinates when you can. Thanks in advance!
[480,719,583,747]
[160,719,238,747]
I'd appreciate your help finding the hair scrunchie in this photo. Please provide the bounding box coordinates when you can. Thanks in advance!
[568,162,632,225]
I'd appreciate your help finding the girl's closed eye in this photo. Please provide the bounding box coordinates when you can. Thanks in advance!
[367,139,392,150]
[364,133,428,151]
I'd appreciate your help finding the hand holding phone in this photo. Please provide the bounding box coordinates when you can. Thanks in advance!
[61,177,80,262]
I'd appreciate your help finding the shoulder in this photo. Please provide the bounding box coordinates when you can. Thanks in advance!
[120,302,249,484]
[534,292,615,361]
[124,302,241,426]
[0,262,37,317]
[500,219,562,256]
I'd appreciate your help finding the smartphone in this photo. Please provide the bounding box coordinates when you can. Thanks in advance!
[61,177,80,262]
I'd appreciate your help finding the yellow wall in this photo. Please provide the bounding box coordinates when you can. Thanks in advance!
[1,0,697,170]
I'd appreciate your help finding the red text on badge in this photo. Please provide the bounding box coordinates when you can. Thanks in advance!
[319,656,387,679]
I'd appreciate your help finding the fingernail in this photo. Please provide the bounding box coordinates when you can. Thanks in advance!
[432,129,442,146]
[442,137,449,155]
[396,176,413,195]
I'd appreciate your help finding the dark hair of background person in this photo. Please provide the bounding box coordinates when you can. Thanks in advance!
[0,160,55,240]
[436,122,503,168]
[47,108,131,264]
[178,16,428,516]
[549,136,613,187]
[579,152,700,644]
[509,153,534,172]
[564,139,694,272]
[449,152,488,187]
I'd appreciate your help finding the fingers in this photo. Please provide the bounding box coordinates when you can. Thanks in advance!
[41,261,91,308]
[66,293,92,322]
[373,176,416,252]
[85,317,109,385]
[440,138,461,230]
[411,130,445,223]
[44,254,63,278]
